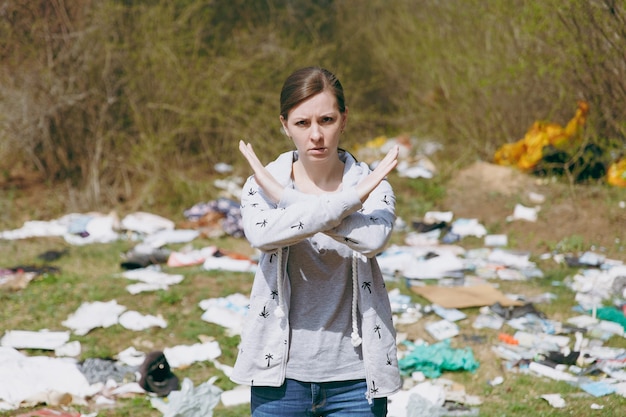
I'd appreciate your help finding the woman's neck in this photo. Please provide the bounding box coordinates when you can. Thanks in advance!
[292,156,344,194]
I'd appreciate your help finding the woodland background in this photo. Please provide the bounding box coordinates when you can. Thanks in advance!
[0,0,624,216]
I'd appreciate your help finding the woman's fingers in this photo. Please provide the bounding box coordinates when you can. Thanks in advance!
[240,140,265,173]
[371,145,399,182]
[239,140,283,203]
[356,145,399,202]
[377,145,399,177]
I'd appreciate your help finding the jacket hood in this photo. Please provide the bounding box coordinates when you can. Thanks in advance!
[265,149,367,189]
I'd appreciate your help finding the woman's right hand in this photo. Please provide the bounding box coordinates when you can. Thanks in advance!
[355,145,399,202]
[239,140,284,203]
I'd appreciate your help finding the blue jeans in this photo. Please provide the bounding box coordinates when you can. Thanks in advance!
[251,379,388,416]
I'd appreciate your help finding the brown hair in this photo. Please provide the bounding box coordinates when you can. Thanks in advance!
[279,67,346,120]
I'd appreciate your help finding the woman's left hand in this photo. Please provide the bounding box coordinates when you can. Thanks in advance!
[355,145,399,202]
[239,140,284,203]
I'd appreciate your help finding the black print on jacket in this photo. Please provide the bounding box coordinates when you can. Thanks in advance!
[374,324,382,339]
[382,195,391,205]
[265,353,273,367]
[291,221,304,230]
[248,188,257,196]
[370,381,379,395]
[361,281,372,293]
[259,306,270,318]
[256,219,267,227]
[344,237,358,244]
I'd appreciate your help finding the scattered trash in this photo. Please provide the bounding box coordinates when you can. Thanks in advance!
[0,347,100,410]
[432,305,467,322]
[167,246,218,267]
[199,293,250,337]
[0,270,38,291]
[541,393,566,408]
[506,204,540,222]
[528,362,578,382]
[79,357,138,385]
[484,234,508,247]
[149,377,222,417]
[2,148,626,416]
[527,191,546,204]
[214,162,233,174]
[220,384,251,407]
[13,408,86,417]
[62,300,127,336]
[487,376,504,386]
[120,267,184,294]
[450,218,487,238]
[121,212,175,235]
[163,341,221,369]
[183,197,244,238]
[121,246,171,270]
[472,311,504,330]
[425,320,460,341]
[0,330,70,351]
[411,285,522,309]
[118,311,167,331]
[579,380,617,397]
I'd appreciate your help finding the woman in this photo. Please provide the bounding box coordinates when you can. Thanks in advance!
[232,66,401,416]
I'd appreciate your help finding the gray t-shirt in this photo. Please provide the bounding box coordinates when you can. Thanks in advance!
[285,233,365,382]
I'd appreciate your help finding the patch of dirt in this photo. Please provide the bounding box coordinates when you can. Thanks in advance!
[443,161,626,257]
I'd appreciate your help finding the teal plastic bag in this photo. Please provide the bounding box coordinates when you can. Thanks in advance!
[398,339,480,378]
[594,307,626,331]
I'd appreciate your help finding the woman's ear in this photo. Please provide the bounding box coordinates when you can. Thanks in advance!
[341,107,349,132]
[280,115,289,137]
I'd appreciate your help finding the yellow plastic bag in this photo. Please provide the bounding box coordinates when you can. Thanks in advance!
[607,158,626,187]
[493,101,589,171]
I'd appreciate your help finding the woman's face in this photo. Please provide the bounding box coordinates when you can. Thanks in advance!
[280,90,347,163]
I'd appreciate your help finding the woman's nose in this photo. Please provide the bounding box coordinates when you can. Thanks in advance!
[310,124,322,140]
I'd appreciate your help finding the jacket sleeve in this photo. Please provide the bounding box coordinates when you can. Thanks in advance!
[324,178,396,258]
[240,175,363,252]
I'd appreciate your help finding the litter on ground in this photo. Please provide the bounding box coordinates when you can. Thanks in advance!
[1,151,626,416]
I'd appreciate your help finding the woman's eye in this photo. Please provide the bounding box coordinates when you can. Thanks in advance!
[322,117,334,123]
[295,120,307,126]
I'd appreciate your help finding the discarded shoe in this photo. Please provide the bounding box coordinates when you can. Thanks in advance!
[139,351,180,396]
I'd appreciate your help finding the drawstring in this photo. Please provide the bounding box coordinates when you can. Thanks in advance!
[351,252,362,347]
[275,249,285,318]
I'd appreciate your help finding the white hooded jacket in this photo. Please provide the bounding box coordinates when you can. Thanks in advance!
[230,149,402,400]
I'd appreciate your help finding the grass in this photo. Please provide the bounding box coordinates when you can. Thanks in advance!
[2,172,626,417]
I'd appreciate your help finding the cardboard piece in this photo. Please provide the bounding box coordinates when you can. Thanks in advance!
[411,284,523,309]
